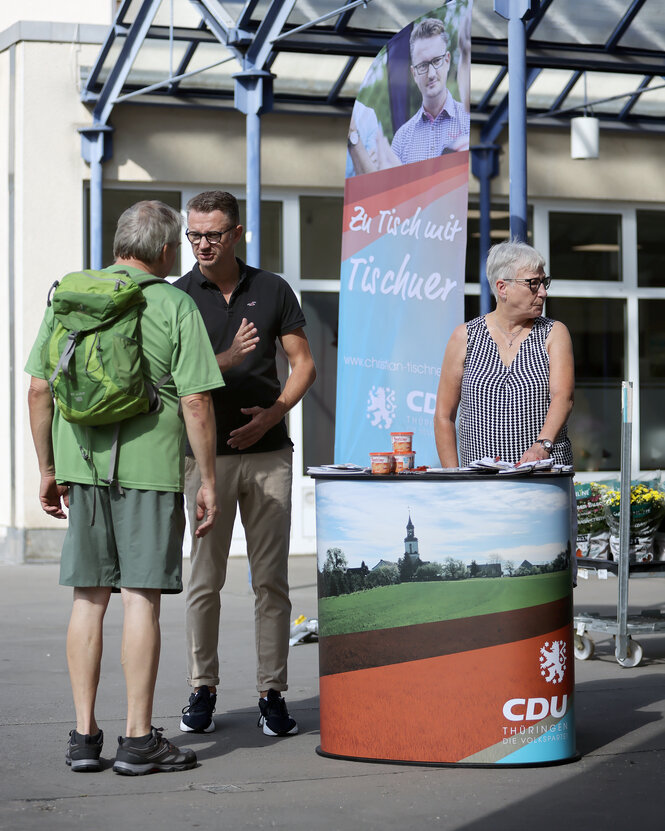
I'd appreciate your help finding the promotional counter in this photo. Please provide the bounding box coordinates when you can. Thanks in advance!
[312,471,577,767]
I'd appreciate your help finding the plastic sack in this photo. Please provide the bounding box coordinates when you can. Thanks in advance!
[602,483,665,563]
[289,615,319,646]
[575,482,609,534]
[576,530,610,559]
[575,482,610,559]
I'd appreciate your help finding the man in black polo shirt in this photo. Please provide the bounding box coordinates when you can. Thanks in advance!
[174,191,316,737]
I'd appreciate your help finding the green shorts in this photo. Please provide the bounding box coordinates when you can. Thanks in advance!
[60,485,185,593]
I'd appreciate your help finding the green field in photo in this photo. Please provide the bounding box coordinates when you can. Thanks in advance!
[318,571,571,637]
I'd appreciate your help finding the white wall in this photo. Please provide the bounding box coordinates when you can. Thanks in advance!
[1,1,112,30]
[0,49,12,531]
[14,40,102,533]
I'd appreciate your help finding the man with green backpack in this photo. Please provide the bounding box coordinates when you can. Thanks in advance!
[25,201,223,775]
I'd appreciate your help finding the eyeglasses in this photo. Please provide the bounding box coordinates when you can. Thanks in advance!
[504,276,552,292]
[412,54,448,76]
[185,227,235,245]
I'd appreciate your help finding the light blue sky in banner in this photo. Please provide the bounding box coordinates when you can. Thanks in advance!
[315,479,571,570]
[338,207,464,364]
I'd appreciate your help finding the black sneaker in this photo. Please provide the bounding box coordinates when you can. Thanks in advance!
[113,727,197,776]
[65,729,103,772]
[180,686,216,733]
[257,689,298,737]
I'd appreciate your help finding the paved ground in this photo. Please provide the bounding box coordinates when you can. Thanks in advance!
[1,556,664,830]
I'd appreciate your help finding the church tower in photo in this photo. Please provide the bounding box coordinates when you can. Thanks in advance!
[404,513,419,561]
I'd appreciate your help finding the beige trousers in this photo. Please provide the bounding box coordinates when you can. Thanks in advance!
[184,448,293,692]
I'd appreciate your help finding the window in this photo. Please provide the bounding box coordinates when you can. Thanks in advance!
[465,203,532,282]
[236,200,283,273]
[549,212,622,281]
[299,196,344,279]
[301,291,339,470]
[546,297,624,472]
[637,210,665,288]
[639,299,665,469]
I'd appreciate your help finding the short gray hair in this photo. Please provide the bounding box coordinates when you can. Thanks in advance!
[113,200,182,264]
[486,239,545,300]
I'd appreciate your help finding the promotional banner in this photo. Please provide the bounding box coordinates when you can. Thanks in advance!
[314,474,577,766]
[335,1,472,466]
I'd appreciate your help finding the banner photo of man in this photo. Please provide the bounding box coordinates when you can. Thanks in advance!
[336,1,472,466]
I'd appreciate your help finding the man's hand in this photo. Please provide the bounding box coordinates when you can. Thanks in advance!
[376,132,401,170]
[226,327,315,452]
[40,473,69,519]
[217,318,259,374]
[194,482,218,538]
[446,133,470,153]
[227,405,282,451]
[181,390,217,533]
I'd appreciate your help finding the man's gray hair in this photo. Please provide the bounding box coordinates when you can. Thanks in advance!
[486,239,546,300]
[113,200,182,263]
[410,17,450,61]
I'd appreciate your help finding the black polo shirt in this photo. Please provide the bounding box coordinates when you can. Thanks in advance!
[174,259,306,455]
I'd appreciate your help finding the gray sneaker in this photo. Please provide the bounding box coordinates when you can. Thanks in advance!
[113,727,197,776]
[65,729,103,772]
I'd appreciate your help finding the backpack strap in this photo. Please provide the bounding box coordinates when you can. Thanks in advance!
[104,422,123,493]
[133,275,173,412]
[133,275,167,289]
[145,373,172,413]
[48,330,78,393]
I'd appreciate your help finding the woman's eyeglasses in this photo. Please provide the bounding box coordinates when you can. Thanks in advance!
[503,276,552,292]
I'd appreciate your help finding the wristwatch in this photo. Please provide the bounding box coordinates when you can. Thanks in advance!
[535,438,554,455]
[348,129,359,148]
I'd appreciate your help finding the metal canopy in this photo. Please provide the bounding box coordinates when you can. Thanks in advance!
[81,0,665,132]
[79,0,665,275]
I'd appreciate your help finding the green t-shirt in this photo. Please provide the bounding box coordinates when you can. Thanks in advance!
[25,265,223,492]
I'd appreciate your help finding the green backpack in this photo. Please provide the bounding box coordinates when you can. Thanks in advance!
[42,269,170,485]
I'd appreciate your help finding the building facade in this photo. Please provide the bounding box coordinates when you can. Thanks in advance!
[2,3,665,562]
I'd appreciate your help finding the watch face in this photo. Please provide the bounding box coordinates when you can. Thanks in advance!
[348,129,359,146]
[542,440,553,451]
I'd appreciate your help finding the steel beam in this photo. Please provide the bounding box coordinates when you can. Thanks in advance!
[245,0,298,70]
[91,0,163,126]
[83,0,133,94]
[606,0,648,51]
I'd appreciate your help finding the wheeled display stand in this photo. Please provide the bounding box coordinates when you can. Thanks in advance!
[574,559,665,667]
[573,382,665,668]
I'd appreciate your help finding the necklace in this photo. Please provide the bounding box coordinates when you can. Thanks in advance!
[495,321,525,348]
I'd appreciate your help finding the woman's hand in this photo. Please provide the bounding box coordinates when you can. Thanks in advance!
[518,443,551,465]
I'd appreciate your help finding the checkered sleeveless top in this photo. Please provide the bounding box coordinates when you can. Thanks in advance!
[457,315,573,467]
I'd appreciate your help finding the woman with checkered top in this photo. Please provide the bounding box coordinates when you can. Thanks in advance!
[434,239,574,468]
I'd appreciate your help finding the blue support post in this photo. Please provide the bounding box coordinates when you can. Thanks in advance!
[246,109,261,267]
[79,126,113,269]
[494,0,538,242]
[233,68,274,268]
[471,145,500,315]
